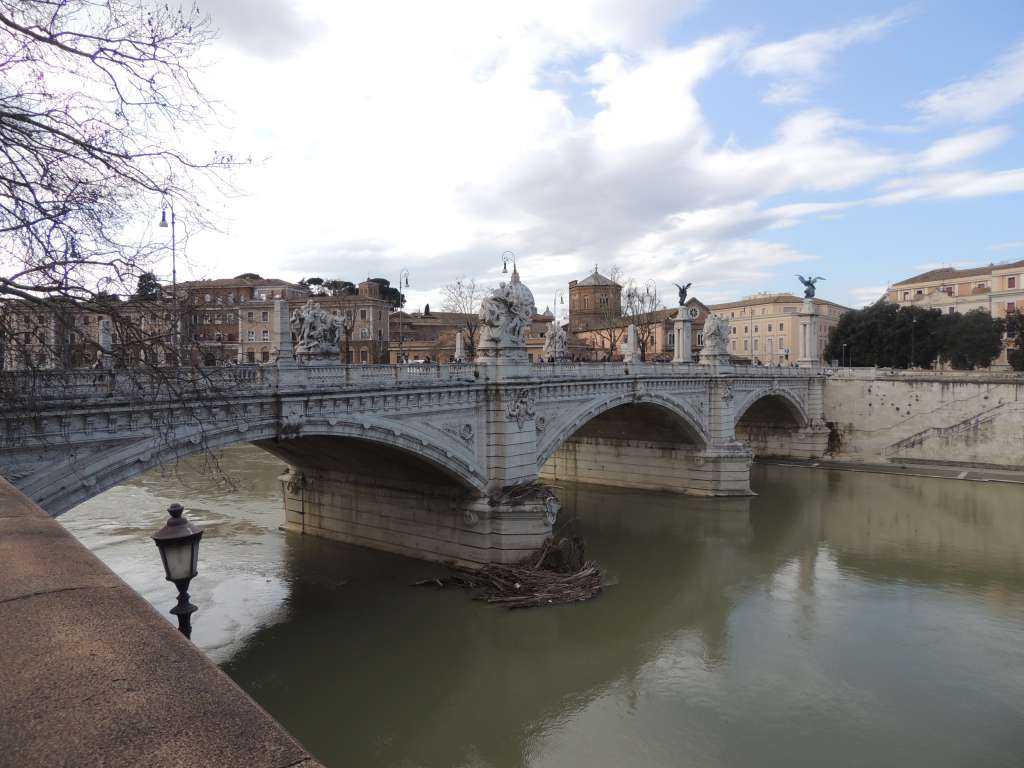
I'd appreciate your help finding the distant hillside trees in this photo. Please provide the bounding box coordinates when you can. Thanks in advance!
[825,301,1006,370]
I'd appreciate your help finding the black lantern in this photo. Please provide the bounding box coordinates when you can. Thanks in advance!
[152,503,203,639]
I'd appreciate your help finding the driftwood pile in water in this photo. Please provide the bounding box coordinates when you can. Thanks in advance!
[413,536,601,609]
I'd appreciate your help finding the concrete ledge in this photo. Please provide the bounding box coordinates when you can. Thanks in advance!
[0,477,324,768]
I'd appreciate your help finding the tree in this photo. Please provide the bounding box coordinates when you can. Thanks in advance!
[134,272,162,301]
[936,309,1005,370]
[622,279,664,361]
[440,277,483,358]
[323,279,356,296]
[368,277,404,309]
[235,273,263,280]
[1,1,233,374]
[1006,311,1024,371]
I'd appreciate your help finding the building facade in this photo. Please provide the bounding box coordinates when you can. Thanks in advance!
[568,269,623,333]
[708,293,849,365]
[180,276,309,366]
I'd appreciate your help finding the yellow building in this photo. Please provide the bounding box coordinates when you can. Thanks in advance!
[886,260,1024,319]
[709,293,849,365]
[885,260,1024,367]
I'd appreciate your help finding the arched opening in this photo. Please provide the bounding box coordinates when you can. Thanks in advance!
[735,394,806,459]
[540,401,711,494]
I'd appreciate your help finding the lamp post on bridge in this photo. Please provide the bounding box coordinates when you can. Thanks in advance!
[396,268,410,364]
[158,198,180,365]
[152,503,203,640]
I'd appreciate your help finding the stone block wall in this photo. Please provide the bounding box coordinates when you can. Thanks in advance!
[824,372,1024,468]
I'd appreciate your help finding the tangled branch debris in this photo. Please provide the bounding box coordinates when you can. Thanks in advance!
[413,536,602,609]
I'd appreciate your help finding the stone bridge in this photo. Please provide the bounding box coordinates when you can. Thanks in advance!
[1,293,828,566]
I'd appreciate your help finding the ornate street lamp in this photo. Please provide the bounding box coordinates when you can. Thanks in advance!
[501,250,516,274]
[152,503,203,639]
[159,198,180,364]
[397,269,410,364]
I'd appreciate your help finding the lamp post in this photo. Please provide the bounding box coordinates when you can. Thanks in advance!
[396,268,410,364]
[158,200,179,364]
[842,343,848,368]
[152,503,203,639]
[552,290,564,322]
[910,316,917,369]
[502,250,516,274]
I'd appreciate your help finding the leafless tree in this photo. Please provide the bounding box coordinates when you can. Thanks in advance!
[0,0,237,379]
[440,277,483,358]
[622,279,665,361]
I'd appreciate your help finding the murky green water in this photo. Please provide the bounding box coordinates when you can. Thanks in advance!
[63,445,1024,767]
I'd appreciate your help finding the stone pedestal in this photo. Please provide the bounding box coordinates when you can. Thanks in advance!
[621,324,638,363]
[798,298,818,368]
[673,311,692,363]
[454,330,465,362]
[98,319,113,369]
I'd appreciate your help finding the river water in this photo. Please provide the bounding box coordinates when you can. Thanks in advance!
[62,444,1024,768]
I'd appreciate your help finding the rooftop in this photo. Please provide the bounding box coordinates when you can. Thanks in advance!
[892,259,1024,286]
[709,293,848,310]
[575,269,620,288]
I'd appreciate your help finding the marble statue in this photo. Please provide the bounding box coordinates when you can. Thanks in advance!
[477,268,537,359]
[796,275,825,299]
[702,314,729,357]
[674,282,692,306]
[289,299,348,359]
[542,320,568,361]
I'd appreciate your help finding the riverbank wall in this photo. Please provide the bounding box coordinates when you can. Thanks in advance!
[823,369,1024,469]
[0,477,323,768]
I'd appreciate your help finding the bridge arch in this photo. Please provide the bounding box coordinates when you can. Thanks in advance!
[30,416,487,516]
[733,387,809,430]
[536,391,709,470]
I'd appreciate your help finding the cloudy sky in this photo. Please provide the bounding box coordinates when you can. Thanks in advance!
[176,0,1024,313]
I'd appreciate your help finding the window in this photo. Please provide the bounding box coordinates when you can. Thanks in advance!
[1008,302,1016,314]
[261,330,269,342]
[753,325,758,333]
[216,314,224,324]
[191,314,198,325]
[779,322,784,331]
[360,309,367,321]
[261,350,270,362]
[227,293,234,304]
[697,332,704,346]
[378,329,383,340]
[360,328,369,339]
[744,326,748,334]
[768,324,773,332]
[903,291,910,300]
[730,312,735,318]
[261,311,269,322]
[247,311,254,321]
[204,294,211,303]
[767,338,773,353]
[779,336,784,348]
[1010,277,1017,289]
[731,326,736,335]
[731,340,736,351]
[942,286,953,296]
[743,339,749,351]
[360,349,368,363]
[246,351,255,363]
[753,338,758,351]
[247,330,255,342]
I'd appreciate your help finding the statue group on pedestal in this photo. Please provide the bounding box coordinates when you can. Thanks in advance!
[542,320,568,361]
[796,275,825,299]
[477,268,536,360]
[289,299,351,360]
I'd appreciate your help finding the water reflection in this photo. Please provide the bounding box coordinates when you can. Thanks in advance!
[62,447,1024,768]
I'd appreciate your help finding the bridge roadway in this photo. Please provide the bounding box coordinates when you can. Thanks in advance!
[1,355,827,565]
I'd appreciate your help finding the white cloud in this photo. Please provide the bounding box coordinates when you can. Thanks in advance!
[913,126,1012,169]
[914,40,1024,123]
[174,2,1024,312]
[742,12,907,104]
[849,285,888,306]
[873,168,1024,205]
[989,241,1024,252]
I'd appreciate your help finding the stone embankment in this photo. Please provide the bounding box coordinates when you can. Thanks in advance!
[824,368,1024,470]
[0,477,323,768]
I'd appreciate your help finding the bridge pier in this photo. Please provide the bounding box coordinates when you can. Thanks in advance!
[278,466,555,567]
